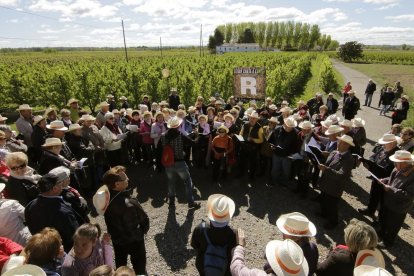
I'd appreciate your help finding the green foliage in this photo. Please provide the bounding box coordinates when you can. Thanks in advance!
[352,50,414,65]
[215,21,337,51]
[208,28,225,52]
[319,56,339,93]
[0,52,317,113]
[338,41,364,63]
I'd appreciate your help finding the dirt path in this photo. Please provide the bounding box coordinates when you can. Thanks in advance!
[90,61,413,276]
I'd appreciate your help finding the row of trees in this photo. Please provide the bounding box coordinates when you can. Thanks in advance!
[208,21,339,52]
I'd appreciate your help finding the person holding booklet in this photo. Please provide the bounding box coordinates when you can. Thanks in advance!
[358,134,400,218]
[317,134,355,229]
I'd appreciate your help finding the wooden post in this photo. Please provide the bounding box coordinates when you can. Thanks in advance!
[160,37,163,58]
[121,19,128,62]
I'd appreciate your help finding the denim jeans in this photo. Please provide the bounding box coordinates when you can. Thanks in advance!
[380,104,390,115]
[165,161,195,204]
[271,155,292,186]
[364,93,373,106]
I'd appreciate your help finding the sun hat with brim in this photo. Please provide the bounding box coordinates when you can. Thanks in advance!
[33,115,45,126]
[325,125,344,135]
[188,106,196,112]
[401,95,409,100]
[266,239,309,276]
[378,133,401,145]
[207,194,235,224]
[143,111,153,117]
[276,212,316,237]
[337,134,355,147]
[339,119,352,128]
[215,100,224,105]
[352,118,365,128]
[328,115,340,124]
[93,185,110,216]
[68,123,82,132]
[176,110,187,117]
[170,87,177,92]
[107,94,114,98]
[290,114,301,121]
[284,117,298,128]
[2,264,46,276]
[209,97,216,102]
[217,125,229,134]
[198,114,208,121]
[0,183,5,193]
[223,113,234,121]
[167,117,183,129]
[112,109,120,114]
[44,107,56,117]
[321,120,333,128]
[389,150,414,163]
[354,265,392,276]
[119,96,127,100]
[67,98,78,106]
[0,114,8,121]
[16,104,32,111]
[269,117,278,124]
[42,137,65,147]
[249,112,260,119]
[1,255,25,275]
[159,100,168,106]
[328,92,334,96]
[269,104,278,111]
[281,100,289,106]
[280,107,292,113]
[348,90,355,94]
[81,114,95,121]
[355,249,385,268]
[100,101,110,108]
[299,121,314,130]
[46,120,68,131]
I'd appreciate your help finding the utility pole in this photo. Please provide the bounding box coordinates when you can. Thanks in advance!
[121,19,128,62]
[160,36,163,58]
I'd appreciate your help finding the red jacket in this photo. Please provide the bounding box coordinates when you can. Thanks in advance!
[140,121,154,145]
[0,237,23,271]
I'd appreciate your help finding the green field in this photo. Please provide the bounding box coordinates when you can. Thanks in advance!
[345,63,414,126]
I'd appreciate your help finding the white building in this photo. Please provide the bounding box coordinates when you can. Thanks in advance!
[216,43,260,54]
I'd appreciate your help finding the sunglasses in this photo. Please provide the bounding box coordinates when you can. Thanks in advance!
[10,163,27,171]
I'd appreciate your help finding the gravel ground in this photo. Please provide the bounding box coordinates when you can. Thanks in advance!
[91,61,414,276]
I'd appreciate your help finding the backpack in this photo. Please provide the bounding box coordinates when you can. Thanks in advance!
[202,222,228,276]
[161,144,175,167]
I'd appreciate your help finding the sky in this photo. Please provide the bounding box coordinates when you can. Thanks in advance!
[0,0,414,48]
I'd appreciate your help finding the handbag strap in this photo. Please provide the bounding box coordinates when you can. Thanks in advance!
[202,221,212,245]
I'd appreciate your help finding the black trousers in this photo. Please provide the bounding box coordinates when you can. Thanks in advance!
[113,240,147,275]
[106,149,122,167]
[296,160,312,196]
[320,192,340,225]
[378,206,406,246]
[367,180,384,213]
[237,144,259,179]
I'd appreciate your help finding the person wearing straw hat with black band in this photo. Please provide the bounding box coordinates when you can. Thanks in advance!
[318,134,355,229]
[377,150,414,247]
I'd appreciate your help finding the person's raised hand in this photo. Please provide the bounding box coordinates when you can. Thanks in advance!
[237,228,246,247]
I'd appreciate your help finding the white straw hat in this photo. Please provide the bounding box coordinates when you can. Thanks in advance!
[337,134,355,147]
[325,125,344,135]
[339,119,353,128]
[0,183,5,193]
[33,115,45,126]
[284,117,298,128]
[119,96,127,100]
[298,121,314,130]
[2,264,46,276]
[68,123,82,132]
[42,137,65,147]
[167,117,183,129]
[0,114,8,121]
[378,133,401,145]
[16,104,32,111]
[328,115,340,124]
[351,118,365,128]
[389,150,414,163]
[1,255,26,275]
[93,185,110,216]
[100,101,110,108]
[266,239,309,276]
[46,120,68,131]
[248,112,260,119]
[276,212,316,237]
[321,120,333,128]
[355,249,385,268]
[354,265,392,276]
[207,194,235,225]
[81,114,95,121]
[269,104,277,111]
[67,98,78,106]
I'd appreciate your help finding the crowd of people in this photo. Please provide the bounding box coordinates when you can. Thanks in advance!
[0,85,412,275]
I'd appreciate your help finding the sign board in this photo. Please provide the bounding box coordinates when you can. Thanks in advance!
[233,67,266,99]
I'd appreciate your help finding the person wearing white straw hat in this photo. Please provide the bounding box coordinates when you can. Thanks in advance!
[15,104,34,148]
[376,150,414,247]
[65,123,94,161]
[230,233,309,276]
[276,212,318,275]
[0,125,27,153]
[119,95,129,109]
[317,134,355,229]
[237,111,264,181]
[211,125,234,182]
[0,114,8,125]
[354,248,385,268]
[161,117,200,209]
[326,92,339,115]
[268,116,299,187]
[31,115,47,164]
[191,194,236,275]
[358,133,400,217]
[354,265,392,276]
[168,87,181,111]
[38,137,76,175]
[306,93,324,117]
[95,101,110,129]
[99,112,125,167]
[351,118,367,156]
[343,90,360,120]
[2,264,46,276]
[392,94,410,125]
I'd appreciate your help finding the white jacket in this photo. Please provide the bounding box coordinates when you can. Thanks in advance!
[99,125,123,151]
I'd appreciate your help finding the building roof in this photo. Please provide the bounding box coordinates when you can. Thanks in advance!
[218,43,260,47]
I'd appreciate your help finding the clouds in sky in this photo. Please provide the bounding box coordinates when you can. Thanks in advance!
[0,0,413,47]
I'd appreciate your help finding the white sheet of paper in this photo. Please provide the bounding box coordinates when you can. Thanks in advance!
[289,153,303,160]
[308,137,321,149]
[234,134,245,142]
[213,121,224,129]
[78,158,88,168]
[305,143,321,164]
[370,173,385,185]
[117,133,127,140]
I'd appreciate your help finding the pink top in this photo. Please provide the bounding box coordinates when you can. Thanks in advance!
[230,245,271,276]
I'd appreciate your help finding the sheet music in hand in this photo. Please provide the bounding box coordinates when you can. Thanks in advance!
[234,134,245,142]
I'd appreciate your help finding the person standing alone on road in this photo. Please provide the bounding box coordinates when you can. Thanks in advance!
[364,79,376,107]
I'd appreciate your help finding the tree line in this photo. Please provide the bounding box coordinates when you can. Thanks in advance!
[208,21,339,52]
